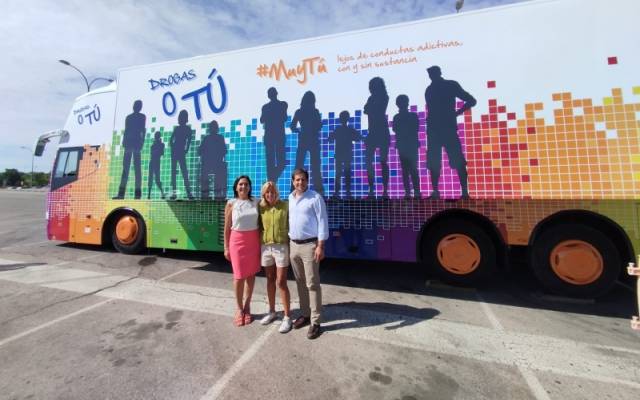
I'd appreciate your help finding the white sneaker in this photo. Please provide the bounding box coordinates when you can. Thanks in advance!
[279,316,292,333]
[260,312,277,325]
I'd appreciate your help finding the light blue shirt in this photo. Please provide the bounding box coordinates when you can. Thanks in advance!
[288,189,329,241]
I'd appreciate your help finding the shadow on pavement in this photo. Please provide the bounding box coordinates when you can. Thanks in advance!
[323,302,440,331]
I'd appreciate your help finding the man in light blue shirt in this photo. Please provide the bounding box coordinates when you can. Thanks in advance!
[288,168,328,339]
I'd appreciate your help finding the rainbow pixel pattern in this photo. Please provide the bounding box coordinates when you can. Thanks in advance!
[47,78,640,261]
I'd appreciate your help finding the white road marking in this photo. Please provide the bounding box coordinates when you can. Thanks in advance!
[0,299,112,348]
[77,253,109,262]
[0,264,107,286]
[199,327,277,400]
[477,293,504,331]
[158,267,192,282]
[0,240,52,251]
[1,261,639,390]
[517,356,553,400]
[0,258,25,265]
[476,292,551,400]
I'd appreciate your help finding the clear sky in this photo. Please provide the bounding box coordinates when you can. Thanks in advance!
[0,0,525,173]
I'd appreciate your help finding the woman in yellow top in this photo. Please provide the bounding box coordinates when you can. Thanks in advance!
[258,181,292,333]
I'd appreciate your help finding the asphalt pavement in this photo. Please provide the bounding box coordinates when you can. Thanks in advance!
[0,189,638,400]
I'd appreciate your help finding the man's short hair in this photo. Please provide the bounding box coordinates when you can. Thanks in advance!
[427,65,442,76]
[291,168,309,180]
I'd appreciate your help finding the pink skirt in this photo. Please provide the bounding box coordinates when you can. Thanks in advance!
[229,229,261,279]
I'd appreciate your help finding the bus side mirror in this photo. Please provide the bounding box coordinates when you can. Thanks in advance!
[34,130,70,157]
[34,139,49,156]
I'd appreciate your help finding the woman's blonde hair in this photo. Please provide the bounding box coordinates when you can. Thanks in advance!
[259,181,280,208]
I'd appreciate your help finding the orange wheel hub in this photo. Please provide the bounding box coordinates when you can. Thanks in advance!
[550,240,603,285]
[115,215,139,245]
[437,234,481,275]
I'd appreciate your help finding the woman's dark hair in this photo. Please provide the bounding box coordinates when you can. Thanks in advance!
[233,175,252,199]
[368,77,387,96]
[300,91,316,109]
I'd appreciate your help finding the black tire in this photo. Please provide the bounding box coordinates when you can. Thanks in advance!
[530,224,620,297]
[111,213,146,254]
[422,218,497,285]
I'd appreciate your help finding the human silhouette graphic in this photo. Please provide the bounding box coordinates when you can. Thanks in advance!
[392,95,421,199]
[425,65,476,199]
[291,91,324,195]
[147,131,166,199]
[328,111,362,199]
[260,87,288,182]
[199,120,228,200]
[114,100,145,199]
[363,77,390,198]
[169,109,194,200]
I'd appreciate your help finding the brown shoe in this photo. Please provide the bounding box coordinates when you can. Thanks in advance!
[307,324,321,339]
[292,316,310,329]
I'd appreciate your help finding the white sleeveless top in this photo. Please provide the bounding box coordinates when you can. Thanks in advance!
[228,198,259,231]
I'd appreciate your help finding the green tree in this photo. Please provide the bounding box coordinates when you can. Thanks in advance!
[3,169,22,186]
[33,172,50,186]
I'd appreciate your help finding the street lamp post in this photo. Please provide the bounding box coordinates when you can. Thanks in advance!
[19,146,34,187]
[58,60,114,92]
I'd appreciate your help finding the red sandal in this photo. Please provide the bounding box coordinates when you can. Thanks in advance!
[234,310,245,327]
[243,308,253,325]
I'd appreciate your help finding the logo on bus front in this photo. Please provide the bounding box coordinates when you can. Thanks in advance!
[149,67,228,120]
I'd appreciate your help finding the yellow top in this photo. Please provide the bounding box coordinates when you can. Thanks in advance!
[259,201,288,244]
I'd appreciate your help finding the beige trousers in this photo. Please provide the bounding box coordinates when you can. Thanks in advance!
[289,241,322,324]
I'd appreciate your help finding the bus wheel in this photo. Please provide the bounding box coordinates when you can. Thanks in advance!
[111,213,146,254]
[530,224,620,297]
[422,218,497,285]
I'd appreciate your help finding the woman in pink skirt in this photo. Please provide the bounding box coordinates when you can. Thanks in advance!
[224,175,261,326]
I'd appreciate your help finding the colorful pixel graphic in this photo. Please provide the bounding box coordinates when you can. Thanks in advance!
[46,80,640,262]
[105,84,640,201]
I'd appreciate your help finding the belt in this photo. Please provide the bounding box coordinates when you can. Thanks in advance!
[291,237,318,244]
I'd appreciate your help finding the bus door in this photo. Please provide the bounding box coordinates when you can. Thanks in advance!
[48,147,83,241]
